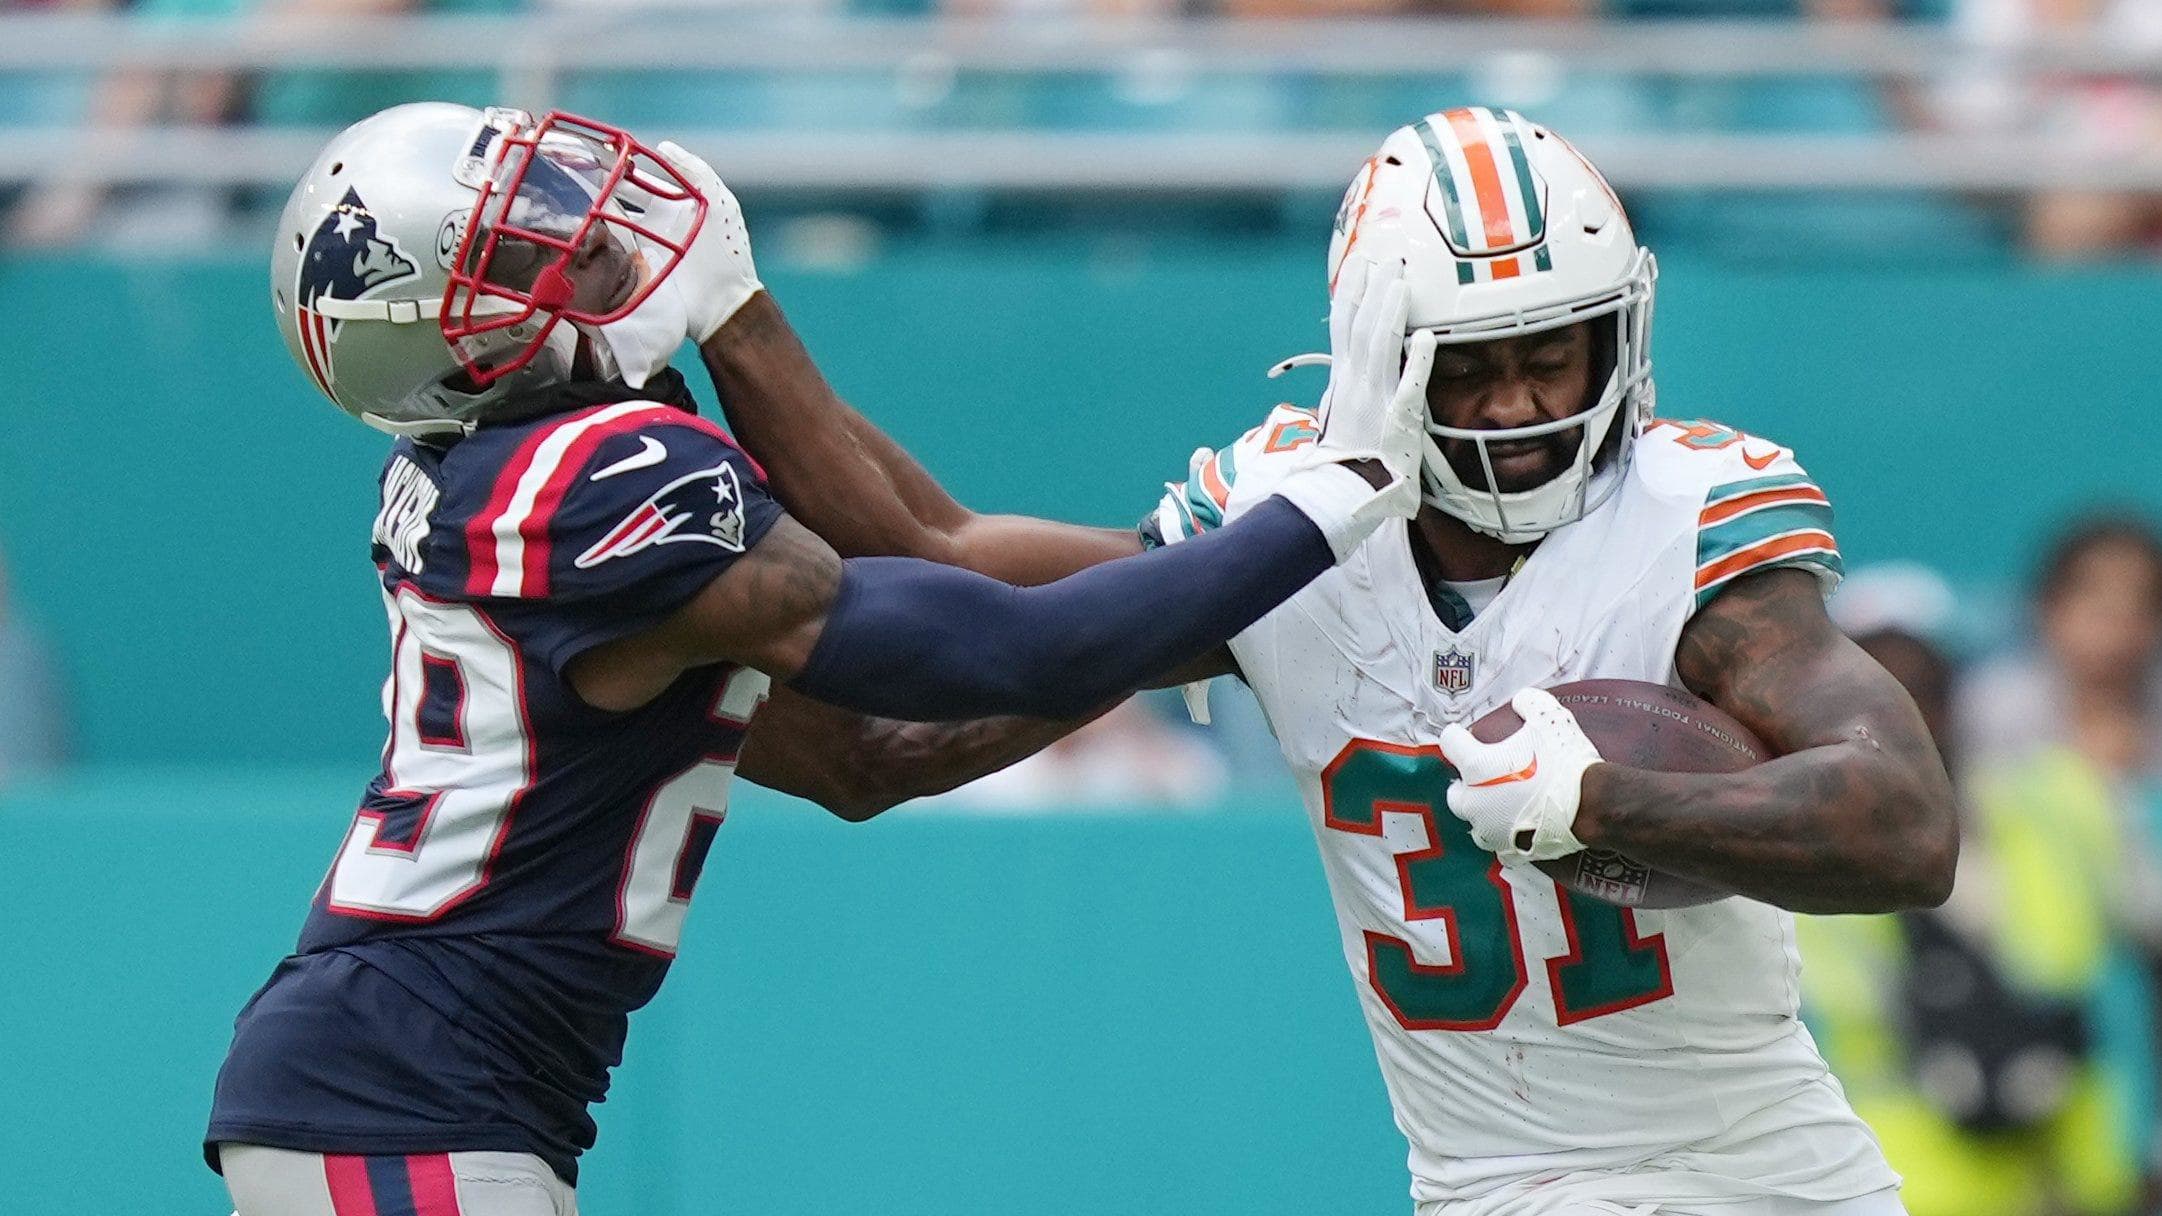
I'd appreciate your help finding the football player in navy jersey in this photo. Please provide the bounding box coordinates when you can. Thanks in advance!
[210,103,1437,1215]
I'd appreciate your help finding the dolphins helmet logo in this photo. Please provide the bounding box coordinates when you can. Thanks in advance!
[293,187,421,402]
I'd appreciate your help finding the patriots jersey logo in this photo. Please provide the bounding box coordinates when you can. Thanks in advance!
[294,186,420,401]
[576,462,748,569]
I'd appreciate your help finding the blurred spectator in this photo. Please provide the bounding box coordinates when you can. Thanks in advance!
[251,0,522,131]
[5,0,515,249]
[937,696,1228,810]
[1956,516,2162,1204]
[945,0,1182,13]
[6,0,246,249]
[1932,0,2162,260]
[0,549,69,787]
[1959,515,2162,785]
[1801,563,2141,1216]
[1213,1,1593,14]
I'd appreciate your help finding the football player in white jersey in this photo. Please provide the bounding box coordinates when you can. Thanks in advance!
[631,108,1958,1216]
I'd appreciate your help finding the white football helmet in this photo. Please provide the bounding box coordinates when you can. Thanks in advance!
[270,103,708,438]
[1325,107,1655,543]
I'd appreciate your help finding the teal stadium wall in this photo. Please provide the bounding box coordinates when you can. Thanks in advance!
[2,246,2159,1214]
[1,775,1410,1215]
[0,247,2156,764]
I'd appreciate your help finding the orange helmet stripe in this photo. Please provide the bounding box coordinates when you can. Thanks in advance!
[1444,108,1517,250]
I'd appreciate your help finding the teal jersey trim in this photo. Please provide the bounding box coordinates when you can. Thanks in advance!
[1696,501,1837,567]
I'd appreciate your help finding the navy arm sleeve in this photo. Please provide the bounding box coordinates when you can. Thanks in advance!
[789,495,1329,721]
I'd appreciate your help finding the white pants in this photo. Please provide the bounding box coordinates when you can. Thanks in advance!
[219,1143,576,1216]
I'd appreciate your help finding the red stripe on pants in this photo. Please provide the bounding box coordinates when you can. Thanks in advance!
[406,1154,463,1216]
[323,1155,381,1216]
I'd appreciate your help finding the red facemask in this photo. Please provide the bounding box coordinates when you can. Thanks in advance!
[440,110,708,385]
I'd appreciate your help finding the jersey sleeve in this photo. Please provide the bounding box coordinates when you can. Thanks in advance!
[1641,420,1845,611]
[1140,403,1322,548]
[458,406,786,672]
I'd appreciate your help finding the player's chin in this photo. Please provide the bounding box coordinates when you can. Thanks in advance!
[1444,443,1572,494]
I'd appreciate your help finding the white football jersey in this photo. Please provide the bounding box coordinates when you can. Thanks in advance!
[1153,410,1897,1212]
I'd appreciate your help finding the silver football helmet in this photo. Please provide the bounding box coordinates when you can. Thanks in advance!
[270,102,708,438]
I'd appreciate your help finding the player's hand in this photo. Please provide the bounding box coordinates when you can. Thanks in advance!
[1266,253,1431,561]
[653,139,763,343]
[594,140,764,388]
[1439,689,1602,864]
[1316,252,1433,488]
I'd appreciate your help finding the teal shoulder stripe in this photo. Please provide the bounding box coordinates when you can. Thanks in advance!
[1183,480,1223,531]
[1498,119,1544,236]
[1704,472,1814,505]
[1169,491,1202,540]
[1216,443,1238,489]
[1696,502,1836,566]
[1696,550,1844,609]
[1415,120,1471,250]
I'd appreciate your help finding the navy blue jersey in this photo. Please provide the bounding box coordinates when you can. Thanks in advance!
[208,387,785,1183]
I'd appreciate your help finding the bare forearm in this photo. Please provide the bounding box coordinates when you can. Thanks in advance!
[701,294,968,555]
[1575,739,1955,913]
[841,711,1104,818]
[738,686,1102,820]
[700,294,1137,583]
[1625,568,1961,914]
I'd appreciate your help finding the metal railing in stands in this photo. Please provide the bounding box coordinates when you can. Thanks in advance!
[2,10,2159,192]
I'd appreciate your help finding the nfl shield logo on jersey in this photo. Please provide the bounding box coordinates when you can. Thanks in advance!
[1433,647,1475,695]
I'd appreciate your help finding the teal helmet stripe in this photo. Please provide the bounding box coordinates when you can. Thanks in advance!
[1497,113,1545,239]
[1415,119,1472,251]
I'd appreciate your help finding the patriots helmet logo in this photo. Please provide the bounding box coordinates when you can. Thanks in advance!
[577,462,748,569]
[293,186,421,401]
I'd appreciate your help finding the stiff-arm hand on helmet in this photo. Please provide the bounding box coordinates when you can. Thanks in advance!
[596,139,764,388]
[1439,688,1603,864]
[1266,253,1433,560]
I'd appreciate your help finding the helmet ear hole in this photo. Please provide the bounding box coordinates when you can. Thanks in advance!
[329,161,343,176]
[273,288,286,314]
[292,232,303,252]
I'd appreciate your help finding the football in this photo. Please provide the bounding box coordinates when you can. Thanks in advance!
[1470,679,1770,909]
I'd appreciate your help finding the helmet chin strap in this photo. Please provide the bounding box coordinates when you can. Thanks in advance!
[362,412,473,440]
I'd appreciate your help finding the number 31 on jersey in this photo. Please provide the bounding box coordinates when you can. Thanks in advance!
[1322,740,1674,1031]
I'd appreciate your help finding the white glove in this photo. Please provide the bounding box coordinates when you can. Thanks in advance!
[1439,689,1603,863]
[1318,252,1431,485]
[654,140,762,342]
[1268,253,1433,561]
[594,139,764,388]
